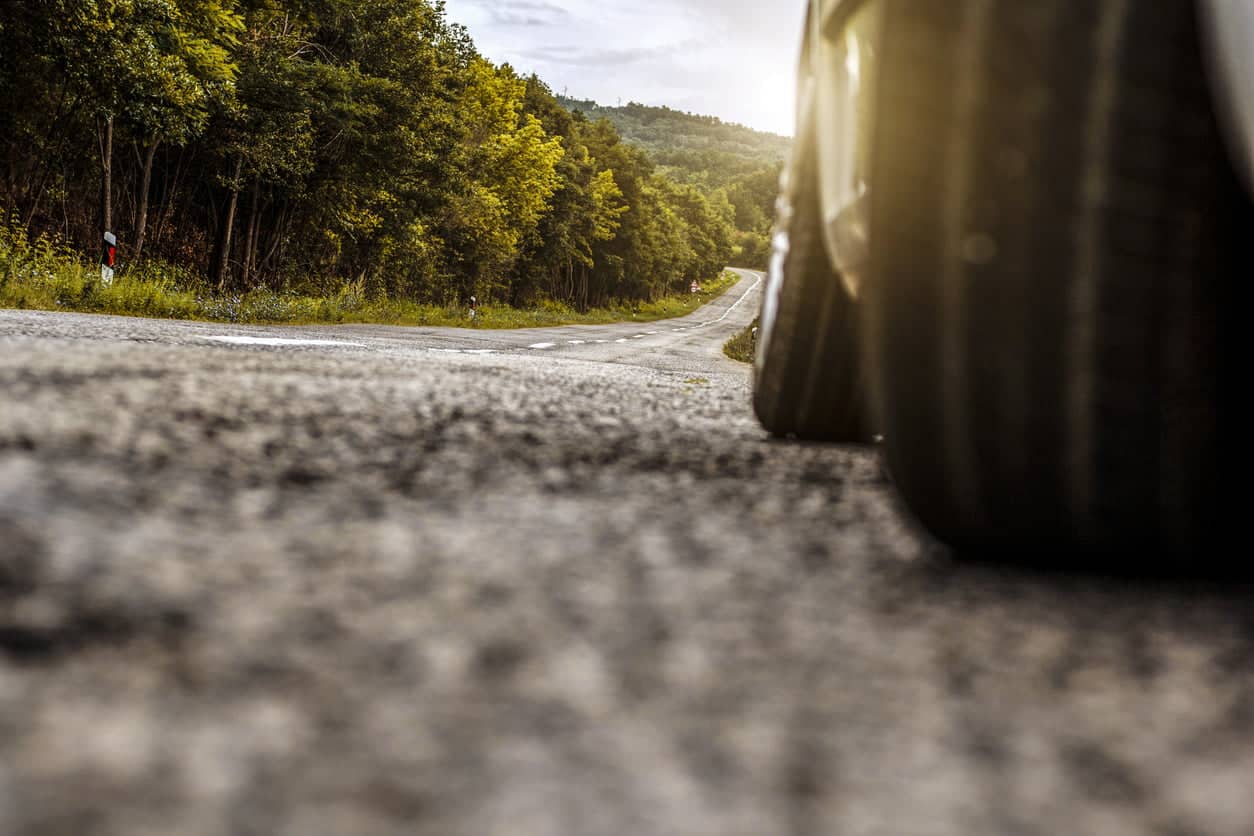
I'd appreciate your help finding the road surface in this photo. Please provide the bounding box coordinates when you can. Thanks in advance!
[1,269,1252,835]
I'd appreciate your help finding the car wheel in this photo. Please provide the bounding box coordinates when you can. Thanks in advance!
[753,21,871,442]
[865,0,1245,558]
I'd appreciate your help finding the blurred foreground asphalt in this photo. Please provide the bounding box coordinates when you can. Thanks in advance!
[2,271,1253,835]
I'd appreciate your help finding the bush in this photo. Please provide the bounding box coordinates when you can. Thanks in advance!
[723,317,759,363]
[3,224,744,330]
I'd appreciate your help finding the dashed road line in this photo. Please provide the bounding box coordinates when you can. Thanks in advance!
[414,271,761,357]
[206,336,365,348]
[688,272,763,329]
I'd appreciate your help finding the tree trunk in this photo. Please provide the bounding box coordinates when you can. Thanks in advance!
[241,179,261,289]
[154,144,183,250]
[99,114,113,238]
[4,154,16,224]
[215,156,243,291]
[260,201,287,276]
[21,84,73,229]
[133,138,159,262]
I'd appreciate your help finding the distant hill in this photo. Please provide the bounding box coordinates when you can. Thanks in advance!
[557,97,791,189]
[557,96,788,269]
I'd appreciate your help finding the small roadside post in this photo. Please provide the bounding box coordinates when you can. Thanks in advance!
[101,231,116,287]
[469,295,477,322]
[690,280,699,295]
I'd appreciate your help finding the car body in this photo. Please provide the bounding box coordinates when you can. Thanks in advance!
[756,0,1246,558]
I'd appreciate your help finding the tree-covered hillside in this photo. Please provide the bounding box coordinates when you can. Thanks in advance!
[557,98,790,169]
[1,0,745,311]
[559,98,790,269]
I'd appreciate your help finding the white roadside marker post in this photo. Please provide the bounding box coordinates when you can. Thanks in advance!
[101,231,116,287]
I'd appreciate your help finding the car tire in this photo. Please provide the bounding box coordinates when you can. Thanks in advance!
[865,0,1245,559]
[753,52,871,443]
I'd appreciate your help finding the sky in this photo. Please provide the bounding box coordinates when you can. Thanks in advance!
[441,0,807,137]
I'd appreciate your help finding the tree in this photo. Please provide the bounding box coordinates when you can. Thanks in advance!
[121,0,242,261]
[441,60,562,300]
[2,0,747,306]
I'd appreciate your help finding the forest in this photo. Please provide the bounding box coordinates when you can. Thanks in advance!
[0,0,783,313]
[559,98,787,271]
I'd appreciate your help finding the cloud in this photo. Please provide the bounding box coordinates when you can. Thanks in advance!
[517,42,698,69]
[442,0,805,135]
[458,0,569,26]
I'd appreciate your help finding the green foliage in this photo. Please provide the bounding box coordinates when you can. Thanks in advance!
[557,98,790,166]
[2,0,744,310]
[1,225,738,327]
[558,97,787,270]
[32,0,242,136]
[723,317,760,364]
[0,221,199,316]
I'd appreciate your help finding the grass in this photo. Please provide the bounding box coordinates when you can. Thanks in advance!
[723,317,759,363]
[0,225,741,329]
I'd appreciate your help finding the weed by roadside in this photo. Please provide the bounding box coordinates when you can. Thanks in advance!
[723,317,759,363]
[2,225,742,329]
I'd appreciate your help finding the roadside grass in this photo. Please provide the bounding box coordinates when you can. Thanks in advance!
[1,225,741,329]
[723,317,759,363]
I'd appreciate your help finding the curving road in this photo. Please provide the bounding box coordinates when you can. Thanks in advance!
[1,269,1253,835]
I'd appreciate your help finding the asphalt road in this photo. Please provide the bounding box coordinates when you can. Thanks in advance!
[1,269,1253,835]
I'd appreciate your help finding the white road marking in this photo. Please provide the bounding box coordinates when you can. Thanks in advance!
[206,336,365,348]
[430,273,762,357]
[690,273,764,328]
